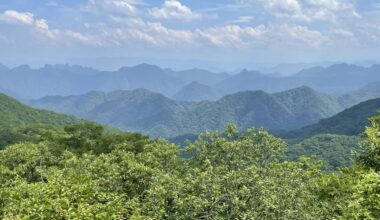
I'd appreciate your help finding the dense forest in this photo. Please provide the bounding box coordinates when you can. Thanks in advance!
[0,111,379,218]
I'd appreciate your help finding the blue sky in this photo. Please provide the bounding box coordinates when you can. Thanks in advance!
[0,0,379,70]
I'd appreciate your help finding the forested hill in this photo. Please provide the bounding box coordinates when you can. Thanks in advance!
[30,86,343,137]
[338,81,380,108]
[282,97,380,139]
[0,92,80,128]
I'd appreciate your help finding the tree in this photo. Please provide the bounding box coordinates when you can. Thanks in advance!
[359,113,380,171]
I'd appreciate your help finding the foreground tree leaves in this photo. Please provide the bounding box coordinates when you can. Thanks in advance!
[0,122,379,219]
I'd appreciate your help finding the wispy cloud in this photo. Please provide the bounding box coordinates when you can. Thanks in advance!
[0,10,34,25]
[149,0,202,21]
[0,0,379,64]
[228,16,254,24]
[240,0,360,22]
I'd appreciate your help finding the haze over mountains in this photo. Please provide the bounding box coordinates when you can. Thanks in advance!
[1,63,380,101]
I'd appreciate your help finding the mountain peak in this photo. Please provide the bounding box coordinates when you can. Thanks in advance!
[134,63,162,70]
[326,63,357,70]
[187,81,207,87]
[286,86,316,93]
[12,65,31,71]
[118,63,163,73]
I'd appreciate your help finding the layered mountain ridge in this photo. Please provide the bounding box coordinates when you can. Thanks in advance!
[31,86,344,137]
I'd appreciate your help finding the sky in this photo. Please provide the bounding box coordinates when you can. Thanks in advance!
[0,0,379,71]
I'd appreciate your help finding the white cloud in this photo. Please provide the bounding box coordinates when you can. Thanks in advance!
[0,5,334,50]
[65,30,103,46]
[333,29,355,39]
[0,10,103,46]
[84,0,145,15]
[243,0,360,22]
[0,10,59,39]
[0,10,34,25]
[98,17,327,49]
[34,19,59,39]
[101,19,198,46]
[228,16,255,23]
[197,23,327,48]
[149,0,202,21]
[275,24,328,47]
[198,25,267,47]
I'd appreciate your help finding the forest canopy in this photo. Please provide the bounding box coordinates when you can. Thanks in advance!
[0,118,379,219]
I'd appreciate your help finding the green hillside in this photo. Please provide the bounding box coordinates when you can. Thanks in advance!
[273,86,343,127]
[0,92,80,128]
[31,87,343,137]
[338,81,380,108]
[282,98,380,139]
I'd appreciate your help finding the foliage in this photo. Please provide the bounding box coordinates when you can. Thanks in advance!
[359,114,380,171]
[286,134,361,170]
[0,118,380,219]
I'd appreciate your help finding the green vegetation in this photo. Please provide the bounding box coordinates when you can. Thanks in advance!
[359,113,380,171]
[1,90,380,219]
[31,86,344,137]
[0,92,80,128]
[0,111,379,218]
[283,97,380,139]
[286,134,361,170]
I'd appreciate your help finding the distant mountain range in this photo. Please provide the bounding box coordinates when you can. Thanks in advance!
[257,62,335,76]
[30,86,344,137]
[0,63,228,99]
[1,63,380,100]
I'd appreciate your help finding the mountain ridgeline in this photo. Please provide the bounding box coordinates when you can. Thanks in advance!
[2,63,380,101]
[338,81,380,108]
[282,97,380,139]
[31,86,344,137]
[0,63,229,99]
